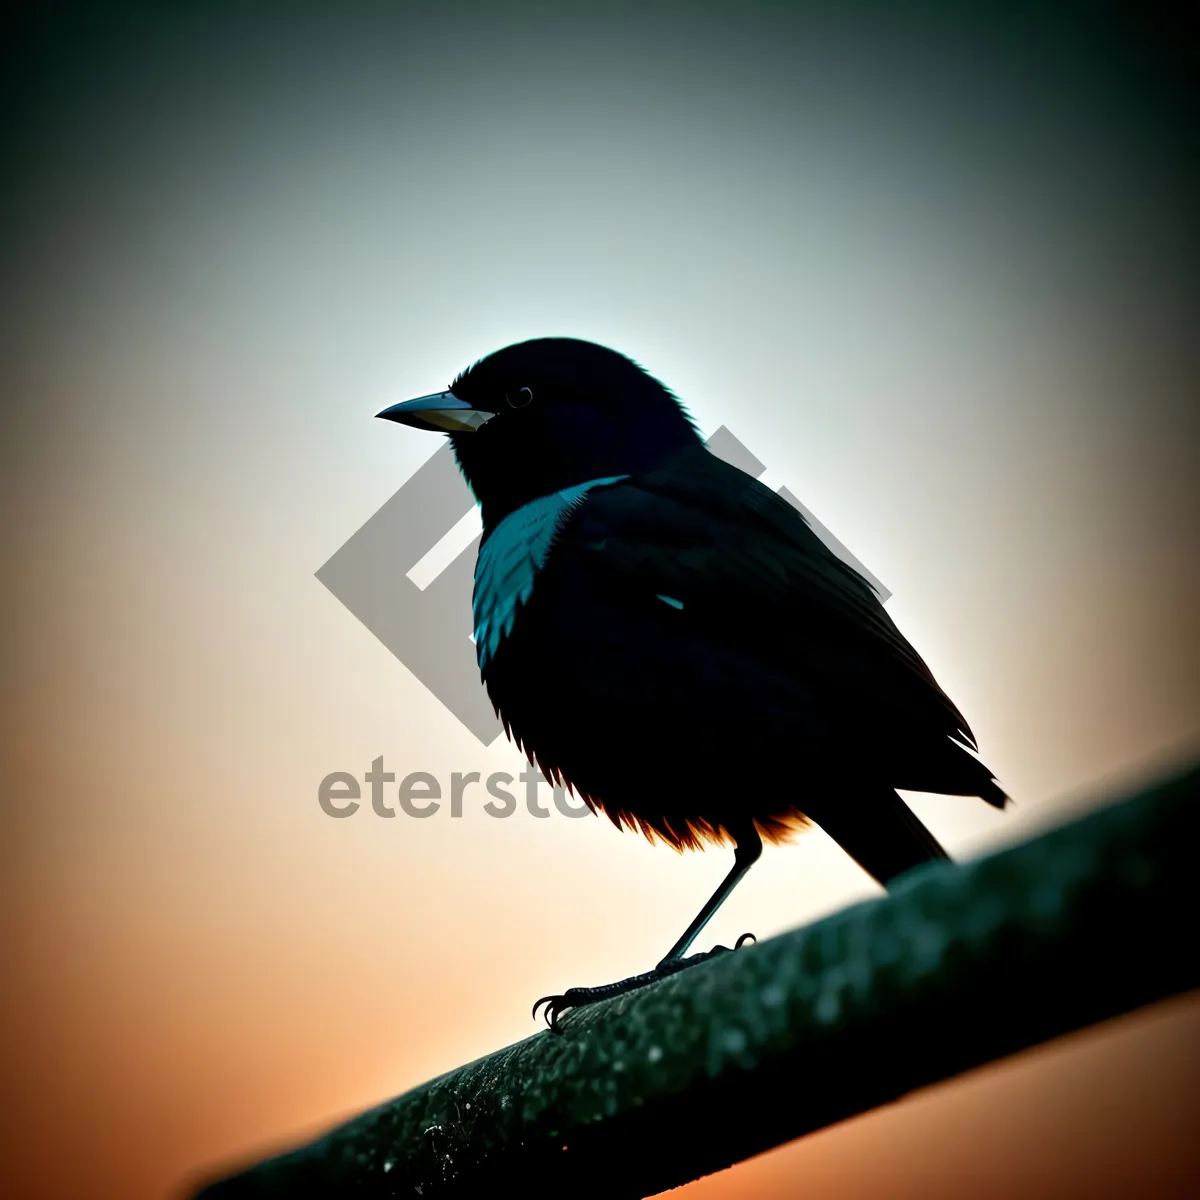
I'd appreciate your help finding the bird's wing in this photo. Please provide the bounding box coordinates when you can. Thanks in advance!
[560,445,981,750]
[473,474,630,668]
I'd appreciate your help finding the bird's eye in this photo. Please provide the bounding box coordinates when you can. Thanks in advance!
[507,387,534,409]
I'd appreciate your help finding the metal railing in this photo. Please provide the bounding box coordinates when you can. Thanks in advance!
[191,759,1200,1198]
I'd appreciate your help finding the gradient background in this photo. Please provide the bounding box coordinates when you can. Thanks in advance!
[3,3,1198,1197]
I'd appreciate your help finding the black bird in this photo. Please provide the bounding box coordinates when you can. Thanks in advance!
[378,337,1008,1031]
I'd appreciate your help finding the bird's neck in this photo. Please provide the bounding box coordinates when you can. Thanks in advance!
[475,436,702,537]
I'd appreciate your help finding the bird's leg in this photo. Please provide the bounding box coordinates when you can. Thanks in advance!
[533,827,762,1033]
[657,825,762,966]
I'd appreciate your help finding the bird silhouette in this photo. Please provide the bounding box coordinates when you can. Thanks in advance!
[378,338,1008,1032]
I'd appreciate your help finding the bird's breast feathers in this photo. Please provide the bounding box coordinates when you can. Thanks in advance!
[472,475,629,669]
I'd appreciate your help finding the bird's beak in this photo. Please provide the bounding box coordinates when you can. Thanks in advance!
[375,391,495,434]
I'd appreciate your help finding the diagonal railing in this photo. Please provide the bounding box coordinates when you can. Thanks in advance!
[190,759,1200,1199]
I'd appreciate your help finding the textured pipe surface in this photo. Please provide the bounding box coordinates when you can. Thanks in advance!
[192,762,1200,1199]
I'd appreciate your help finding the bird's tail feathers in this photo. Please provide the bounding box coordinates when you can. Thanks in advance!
[813,786,951,890]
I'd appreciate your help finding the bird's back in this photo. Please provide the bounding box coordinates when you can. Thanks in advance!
[478,441,1006,856]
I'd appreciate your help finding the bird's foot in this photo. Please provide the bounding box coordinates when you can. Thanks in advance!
[532,932,756,1034]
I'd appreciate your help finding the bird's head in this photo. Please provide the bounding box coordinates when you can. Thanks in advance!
[377,338,702,528]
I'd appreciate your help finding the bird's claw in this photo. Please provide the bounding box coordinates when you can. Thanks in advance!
[532,968,661,1034]
[533,933,757,1034]
[687,931,758,958]
[531,990,584,1035]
